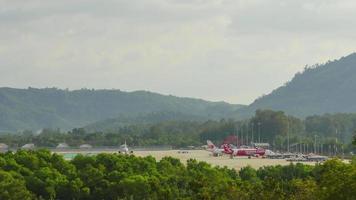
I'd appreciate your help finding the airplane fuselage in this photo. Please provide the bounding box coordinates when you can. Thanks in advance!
[222,144,265,156]
[232,148,265,156]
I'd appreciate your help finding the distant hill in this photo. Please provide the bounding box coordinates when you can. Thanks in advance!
[83,111,209,132]
[238,53,356,118]
[0,88,244,131]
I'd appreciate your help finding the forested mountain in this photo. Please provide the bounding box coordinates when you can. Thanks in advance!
[239,53,356,118]
[2,53,356,132]
[0,88,244,132]
[83,111,209,132]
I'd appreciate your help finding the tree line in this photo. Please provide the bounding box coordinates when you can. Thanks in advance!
[1,110,356,153]
[0,149,355,200]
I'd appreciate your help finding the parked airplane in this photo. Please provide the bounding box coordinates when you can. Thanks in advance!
[118,141,132,154]
[305,154,328,162]
[222,143,267,157]
[268,152,296,159]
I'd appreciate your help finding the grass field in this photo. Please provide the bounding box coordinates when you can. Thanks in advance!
[56,149,317,170]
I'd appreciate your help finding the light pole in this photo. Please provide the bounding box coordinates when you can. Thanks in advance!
[251,122,254,145]
[241,125,244,146]
[258,122,261,143]
[236,125,239,147]
[245,124,249,145]
[335,128,338,155]
[287,119,290,153]
[314,135,317,154]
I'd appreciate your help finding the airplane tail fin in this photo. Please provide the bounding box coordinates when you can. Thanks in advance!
[207,140,216,149]
[222,144,233,154]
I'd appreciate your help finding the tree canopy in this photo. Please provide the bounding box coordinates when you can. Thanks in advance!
[1,110,356,154]
[0,150,355,200]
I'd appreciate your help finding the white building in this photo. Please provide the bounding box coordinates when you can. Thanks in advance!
[56,143,69,149]
[21,143,35,150]
[79,144,92,149]
[0,143,8,151]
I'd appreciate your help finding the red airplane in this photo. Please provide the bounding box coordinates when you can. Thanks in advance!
[222,143,266,157]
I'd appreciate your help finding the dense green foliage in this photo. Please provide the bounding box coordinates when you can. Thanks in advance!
[1,110,356,153]
[239,53,356,118]
[0,150,355,200]
[249,110,356,151]
[84,111,208,132]
[0,87,243,131]
[2,53,356,133]
[84,110,356,148]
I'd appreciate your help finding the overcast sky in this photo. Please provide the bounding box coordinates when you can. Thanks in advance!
[1,0,356,104]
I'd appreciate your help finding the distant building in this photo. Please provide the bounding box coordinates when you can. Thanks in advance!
[21,143,35,150]
[0,143,8,151]
[79,144,92,149]
[56,143,69,149]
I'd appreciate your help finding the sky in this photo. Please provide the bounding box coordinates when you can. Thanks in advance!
[1,0,356,104]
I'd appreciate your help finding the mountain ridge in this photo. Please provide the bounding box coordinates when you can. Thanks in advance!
[0,87,244,131]
[238,53,356,118]
[2,53,356,131]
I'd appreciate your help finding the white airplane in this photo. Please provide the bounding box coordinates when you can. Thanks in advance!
[118,141,132,154]
[305,154,328,162]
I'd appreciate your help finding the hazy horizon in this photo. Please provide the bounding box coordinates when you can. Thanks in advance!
[1,0,356,104]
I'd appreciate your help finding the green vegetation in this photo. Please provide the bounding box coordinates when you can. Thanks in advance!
[84,111,208,132]
[0,150,355,200]
[2,54,356,133]
[86,110,356,149]
[240,53,356,118]
[1,110,355,154]
[0,87,243,131]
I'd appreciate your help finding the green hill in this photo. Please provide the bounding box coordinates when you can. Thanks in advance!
[239,53,356,118]
[0,87,244,131]
[83,111,209,132]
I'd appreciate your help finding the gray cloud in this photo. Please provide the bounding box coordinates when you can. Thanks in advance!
[0,0,355,104]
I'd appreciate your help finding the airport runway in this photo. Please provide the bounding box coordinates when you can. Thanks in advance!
[55,149,317,170]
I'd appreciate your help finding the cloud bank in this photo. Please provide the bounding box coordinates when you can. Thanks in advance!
[1,0,356,103]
